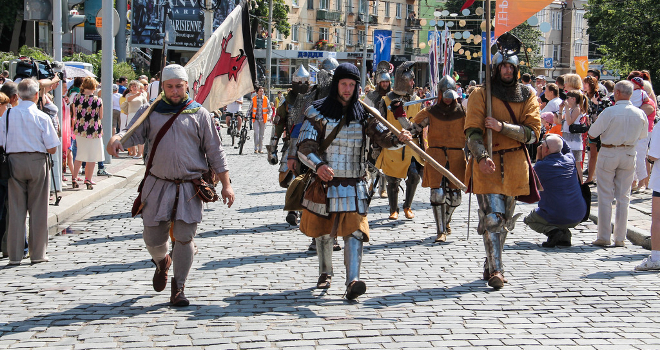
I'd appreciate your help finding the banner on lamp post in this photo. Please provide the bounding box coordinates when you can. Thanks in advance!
[373,30,392,72]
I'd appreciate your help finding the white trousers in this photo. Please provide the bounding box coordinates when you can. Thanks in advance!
[596,147,636,242]
[253,119,266,152]
[634,136,649,181]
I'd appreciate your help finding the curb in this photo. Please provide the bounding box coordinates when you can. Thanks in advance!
[47,164,144,233]
[588,213,652,250]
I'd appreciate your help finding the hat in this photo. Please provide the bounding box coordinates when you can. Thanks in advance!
[162,64,188,82]
[333,63,361,83]
[536,75,546,80]
[112,84,118,92]
[541,111,555,124]
[443,89,459,100]
[631,77,644,89]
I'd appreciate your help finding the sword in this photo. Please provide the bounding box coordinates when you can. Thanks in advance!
[387,96,437,110]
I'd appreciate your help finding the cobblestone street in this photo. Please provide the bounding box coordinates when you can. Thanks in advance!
[1,133,659,350]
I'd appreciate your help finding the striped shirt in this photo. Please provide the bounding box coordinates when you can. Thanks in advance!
[0,101,60,154]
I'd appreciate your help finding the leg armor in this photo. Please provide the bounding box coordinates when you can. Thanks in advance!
[315,235,334,277]
[403,159,422,209]
[430,188,448,235]
[477,194,517,276]
[445,189,462,231]
[385,175,401,213]
[343,231,364,286]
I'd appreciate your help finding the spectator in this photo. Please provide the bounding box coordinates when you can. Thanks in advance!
[583,75,612,185]
[521,73,535,95]
[587,69,608,96]
[122,80,149,159]
[555,75,567,100]
[112,84,122,135]
[535,75,546,97]
[562,90,588,173]
[148,73,160,101]
[117,76,128,94]
[0,82,19,108]
[524,134,587,247]
[541,83,562,115]
[603,80,615,101]
[71,77,105,190]
[0,78,60,265]
[588,80,648,247]
[630,77,651,191]
[541,111,561,135]
[635,124,660,270]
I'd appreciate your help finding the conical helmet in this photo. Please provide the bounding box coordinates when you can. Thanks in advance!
[392,61,415,95]
[321,58,339,72]
[292,65,310,83]
[437,75,456,93]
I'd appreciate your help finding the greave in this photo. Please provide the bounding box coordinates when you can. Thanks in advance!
[386,176,400,213]
[483,231,504,274]
[403,167,421,209]
[316,235,334,276]
[432,204,448,234]
[343,232,364,286]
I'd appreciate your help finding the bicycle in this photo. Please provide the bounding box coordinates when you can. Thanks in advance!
[236,114,250,155]
[226,112,242,146]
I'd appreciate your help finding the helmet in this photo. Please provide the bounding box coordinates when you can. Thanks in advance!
[375,71,391,85]
[292,65,310,83]
[392,61,415,96]
[321,58,339,72]
[491,32,522,82]
[437,75,456,94]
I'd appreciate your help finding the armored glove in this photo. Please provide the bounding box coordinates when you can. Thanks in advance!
[390,100,407,119]
[266,145,278,165]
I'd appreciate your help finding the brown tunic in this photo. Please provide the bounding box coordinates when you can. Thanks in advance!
[412,102,466,189]
[464,87,541,197]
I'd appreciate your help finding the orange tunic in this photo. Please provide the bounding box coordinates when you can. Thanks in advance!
[412,104,466,189]
[464,87,542,197]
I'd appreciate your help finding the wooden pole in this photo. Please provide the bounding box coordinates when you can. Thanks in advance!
[359,100,467,192]
[485,0,492,157]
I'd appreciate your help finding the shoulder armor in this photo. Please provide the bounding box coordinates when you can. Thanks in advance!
[519,83,532,101]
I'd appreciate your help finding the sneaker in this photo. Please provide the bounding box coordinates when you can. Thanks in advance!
[635,256,660,271]
[97,169,112,176]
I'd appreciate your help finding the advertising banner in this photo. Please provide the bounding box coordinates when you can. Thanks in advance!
[373,30,392,72]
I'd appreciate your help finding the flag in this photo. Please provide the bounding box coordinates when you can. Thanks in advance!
[428,29,440,96]
[460,0,475,12]
[495,0,554,37]
[574,56,589,78]
[373,30,393,72]
[186,0,257,111]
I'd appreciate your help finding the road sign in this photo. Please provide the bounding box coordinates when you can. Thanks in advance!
[95,8,120,37]
[544,57,553,69]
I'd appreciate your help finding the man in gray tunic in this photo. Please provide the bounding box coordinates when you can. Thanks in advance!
[107,64,234,306]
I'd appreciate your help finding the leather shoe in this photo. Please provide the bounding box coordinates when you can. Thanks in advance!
[152,255,172,292]
[592,238,611,246]
[403,208,415,219]
[380,190,388,198]
[316,273,331,289]
[345,280,367,300]
[388,211,398,220]
[333,238,341,251]
[483,259,508,283]
[170,277,190,306]
[488,272,505,289]
[435,233,447,243]
[542,229,563,248]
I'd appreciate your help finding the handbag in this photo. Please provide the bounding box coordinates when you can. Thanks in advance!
[283,115,348,211]
[0,109,10,180]
[131,100,193,216]
[502,101,542,204]
[192,168,219,203]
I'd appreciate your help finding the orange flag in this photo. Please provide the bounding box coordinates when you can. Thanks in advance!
[574,56,589,78]
[495,0,554,37]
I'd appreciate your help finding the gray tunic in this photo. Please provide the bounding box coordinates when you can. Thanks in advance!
[118,103,228,226]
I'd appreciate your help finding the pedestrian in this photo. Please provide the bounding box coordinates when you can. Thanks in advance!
[376,61,423,220]
[635,124,660,270]
[588,80,648,247]
[562,90,588,173]
[409,75,466,243]
[249,86,269,154]
[71,77,105,190]
[464,32,542,289]
[630,77,652,191]
[0,78,60,265]
[122,80,149,159]
[116,76,128,94]
[112,84,122,135]
[296,62,413,299]
[148,73,160,101]
[583,76,611,185]
[107,64,234,306]
[523,134,587,247]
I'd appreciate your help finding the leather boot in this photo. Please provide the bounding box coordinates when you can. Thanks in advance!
[170,277,190,306]
[152,255,172,292]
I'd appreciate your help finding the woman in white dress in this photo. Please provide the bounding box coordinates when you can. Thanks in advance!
[122,80,148,159]
[71,77,105,190]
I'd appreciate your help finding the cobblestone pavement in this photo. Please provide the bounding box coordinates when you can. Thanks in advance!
[2,132,660,350]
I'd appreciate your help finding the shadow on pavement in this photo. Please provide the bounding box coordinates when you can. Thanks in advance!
[32,259,152,278]
[582,270,638,279]
[597,253,648,262]
[83,212,133,221]
[246,190,286,196]
[362,280,491,308]
[237,205,285,213]
[510,240,595,254]
[71,233,143,246]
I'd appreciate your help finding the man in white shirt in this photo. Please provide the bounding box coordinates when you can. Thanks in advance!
[541,83,562,115]
[521,73,535,95]
[0,78,60,265]
[112,84,122,134]
[588,80,648,247]
[148,73,160,101]
[225,98,243,133]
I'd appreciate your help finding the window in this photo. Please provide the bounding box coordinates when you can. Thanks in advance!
[406,4,413,17]
[307,0,314,10]
[574,10,584,37]
[307,26,314,42]
[552,44,561,62]
[574,42,582,57]
[551,10,562,30]
[372,1,378,15]
[335,0,341,12]
[292,0,299,7]
[536,9,546,24]
[395,31,402,47]
[384,1,390,17]
[347,0,353,13]
[320,0,328,10]
[292,25,299,42]
[359,0,367,14]
[319,27,329,41]
[334,28,340,44]
[396,3,402,19]
[358,29,365,45]
[347,28,354,45]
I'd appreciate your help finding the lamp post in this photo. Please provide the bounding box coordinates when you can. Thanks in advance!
[360,1,369,89]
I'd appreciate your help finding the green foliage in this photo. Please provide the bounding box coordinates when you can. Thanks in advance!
[251,0,290,38]
[63,51,105,77]
[510,23,543,74]
[0,0,22,28]
[18,46,53,61]
[0,51,18,66]
[586,0,660,87]
[113,62,136,81]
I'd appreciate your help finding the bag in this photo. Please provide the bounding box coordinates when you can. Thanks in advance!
[502,101,541,204]
[192,178,219,203]
[569,122,589,134]
[283,114,348,211]
[0,109,10,180]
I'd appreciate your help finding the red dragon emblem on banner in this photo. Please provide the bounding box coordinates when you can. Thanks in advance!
[193,32,247,104]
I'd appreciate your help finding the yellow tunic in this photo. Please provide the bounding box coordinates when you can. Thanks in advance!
[464,87,542,197]
[375,95,423,179]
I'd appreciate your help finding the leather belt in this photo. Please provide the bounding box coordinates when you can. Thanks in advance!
[494,145,525,182]
[150,173,192,220]
[601,144,634,148]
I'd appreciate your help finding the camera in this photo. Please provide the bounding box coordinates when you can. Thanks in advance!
[13,57,61,81]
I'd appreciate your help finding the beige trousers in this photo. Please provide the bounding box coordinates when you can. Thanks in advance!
[7,153,50,262]
[595,147,636,242]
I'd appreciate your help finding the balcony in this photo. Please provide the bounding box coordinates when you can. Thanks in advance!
[317,9,342,22]
[355,14,378,26]
[404,42,420,55]
[405,18,422,31]
[254,38,278,49]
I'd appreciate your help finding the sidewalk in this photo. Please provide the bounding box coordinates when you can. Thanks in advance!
[587,183,653,249]
[47,154,145,233]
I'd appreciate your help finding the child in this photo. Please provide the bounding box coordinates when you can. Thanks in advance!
[541,112,561,135]
[562,90,589,174]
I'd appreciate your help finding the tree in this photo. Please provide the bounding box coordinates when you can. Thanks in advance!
[510,23,542,75]
[586,0,660,88]
[250,0,290,41]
